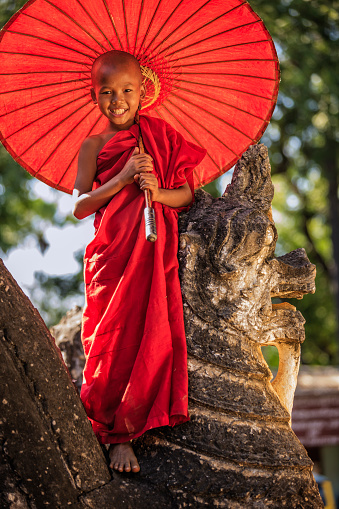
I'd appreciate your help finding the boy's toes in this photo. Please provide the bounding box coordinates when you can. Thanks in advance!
[108,443,140,473]
[131,460,140,472]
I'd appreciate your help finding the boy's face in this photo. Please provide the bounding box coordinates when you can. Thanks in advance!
[91,61,145,131]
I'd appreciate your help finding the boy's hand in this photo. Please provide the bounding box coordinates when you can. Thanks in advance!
[120,147,153,185]
[138,172,160,202]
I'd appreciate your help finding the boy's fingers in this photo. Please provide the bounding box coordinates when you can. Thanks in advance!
[134,166,152,175]
[138,167,153,174]
[139,178,157,189]
[140,180,156,187]
[132,147,139,155]
[140,172,156,178]
[137,162,153,168]
[134,153,152,161]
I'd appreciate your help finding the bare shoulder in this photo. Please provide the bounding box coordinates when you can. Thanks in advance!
[75,135,104,193]
[75,132,116,193]
[79,134,103,158]
[80,132,116,158]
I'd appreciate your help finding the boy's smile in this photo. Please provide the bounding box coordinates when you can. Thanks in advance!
[110,108,128,117]
[91,52,145,132]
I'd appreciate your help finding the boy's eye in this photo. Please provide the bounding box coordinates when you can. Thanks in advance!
[125,89,132,92]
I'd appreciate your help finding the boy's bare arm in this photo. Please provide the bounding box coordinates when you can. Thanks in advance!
[73,141,153,220]
[139,173,193,208]
[154,183,192,208]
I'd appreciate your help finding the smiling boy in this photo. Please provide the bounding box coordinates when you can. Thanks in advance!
[73,50,205,473]
[74,51,192,220]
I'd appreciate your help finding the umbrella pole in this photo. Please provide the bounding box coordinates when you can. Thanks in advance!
[137,119,157,243]
[144,188,157,243]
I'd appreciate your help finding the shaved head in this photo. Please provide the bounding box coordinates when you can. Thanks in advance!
[90,50,145,130]
[91,50,142,87]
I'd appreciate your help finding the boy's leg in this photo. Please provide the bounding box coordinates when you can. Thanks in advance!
[108,442,140,473]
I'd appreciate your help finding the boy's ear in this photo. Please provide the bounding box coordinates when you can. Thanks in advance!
[140,84,146,101]
[90,88,97,104]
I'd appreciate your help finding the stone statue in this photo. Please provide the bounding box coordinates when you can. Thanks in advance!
[0,144,323,508]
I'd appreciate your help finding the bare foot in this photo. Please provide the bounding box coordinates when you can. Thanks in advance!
[108,442,140,473]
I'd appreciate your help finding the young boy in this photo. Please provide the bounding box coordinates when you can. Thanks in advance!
[73,50,205,473]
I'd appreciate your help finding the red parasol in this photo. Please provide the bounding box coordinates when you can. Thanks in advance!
[0,0,279,194]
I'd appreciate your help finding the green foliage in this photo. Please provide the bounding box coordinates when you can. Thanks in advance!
[262,346,279,372]
[0,0,27,27]
[272,171,337,363]
[202,179,220,198]
[0,148,60,254]
[256,0,338,170]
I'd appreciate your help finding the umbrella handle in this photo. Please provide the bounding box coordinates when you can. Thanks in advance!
[144,189,157,242]
[138,128,157,242]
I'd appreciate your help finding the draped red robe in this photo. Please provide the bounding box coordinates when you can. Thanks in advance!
[80,115,206,444]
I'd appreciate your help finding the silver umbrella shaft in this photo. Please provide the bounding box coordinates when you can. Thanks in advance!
[144,188,157,242]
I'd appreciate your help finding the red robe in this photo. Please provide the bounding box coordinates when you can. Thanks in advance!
[80,115,206,444]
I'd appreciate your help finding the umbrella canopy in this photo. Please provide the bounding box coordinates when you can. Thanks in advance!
[0,0,279,194]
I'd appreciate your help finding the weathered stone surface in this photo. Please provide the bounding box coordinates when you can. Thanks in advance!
[0,261,111,508]
[187,356,287,419]
[81,434,322,508]
[0,329,80,507]
[0,456,31,509]
[0,144,323,507]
